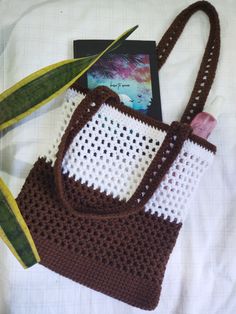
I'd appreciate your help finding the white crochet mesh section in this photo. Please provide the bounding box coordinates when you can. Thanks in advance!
[45,88,215,223]
[44,89,85,164]
[62,104,166,201]
[144,140,214,223]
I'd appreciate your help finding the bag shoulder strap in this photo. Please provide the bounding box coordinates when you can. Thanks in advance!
[156,0,220,123]
[54,86,192,219]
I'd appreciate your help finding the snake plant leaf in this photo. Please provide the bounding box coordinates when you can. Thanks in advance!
[0,178,40,268]
[0,25,138,131]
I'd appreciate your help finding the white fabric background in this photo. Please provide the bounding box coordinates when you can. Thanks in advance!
[0,0,236,313]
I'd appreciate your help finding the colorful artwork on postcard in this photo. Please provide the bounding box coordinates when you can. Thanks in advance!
[87,54,153,114]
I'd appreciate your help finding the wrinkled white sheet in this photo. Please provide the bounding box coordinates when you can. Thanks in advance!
[0,0,236,313]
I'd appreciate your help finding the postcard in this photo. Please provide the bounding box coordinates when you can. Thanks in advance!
[73,40,162,120]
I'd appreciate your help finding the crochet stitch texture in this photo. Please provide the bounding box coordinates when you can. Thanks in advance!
[16,1,220,310]
[17,87,215,310]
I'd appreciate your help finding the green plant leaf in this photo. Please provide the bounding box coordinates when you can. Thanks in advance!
[0,178,40,268]
[0,25,138,131]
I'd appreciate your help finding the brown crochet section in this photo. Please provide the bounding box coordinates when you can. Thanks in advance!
[36,238,165,310]
[156,1,220,123]
[17,158,181,310]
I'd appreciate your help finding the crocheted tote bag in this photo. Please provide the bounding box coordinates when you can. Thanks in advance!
[17,1,220,310]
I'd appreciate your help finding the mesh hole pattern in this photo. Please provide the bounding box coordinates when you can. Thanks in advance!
[145,139,214,222]
[62,103,166,201]
[17,158,181,283]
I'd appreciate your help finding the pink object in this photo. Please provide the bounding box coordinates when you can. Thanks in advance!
[190,96,223,139]
[190,112,217,139]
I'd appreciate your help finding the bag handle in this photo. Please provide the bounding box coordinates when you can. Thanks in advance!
[156,0,220,123]
[54,1,220,218]
[54,86,192,219]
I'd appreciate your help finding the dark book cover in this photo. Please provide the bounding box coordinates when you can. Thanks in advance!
[74,40,162,121]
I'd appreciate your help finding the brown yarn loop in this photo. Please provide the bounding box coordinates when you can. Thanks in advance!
[54,86,192,219]
[157,1,220,123]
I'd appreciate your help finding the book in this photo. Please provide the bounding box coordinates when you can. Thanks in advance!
[73,40,162,121]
